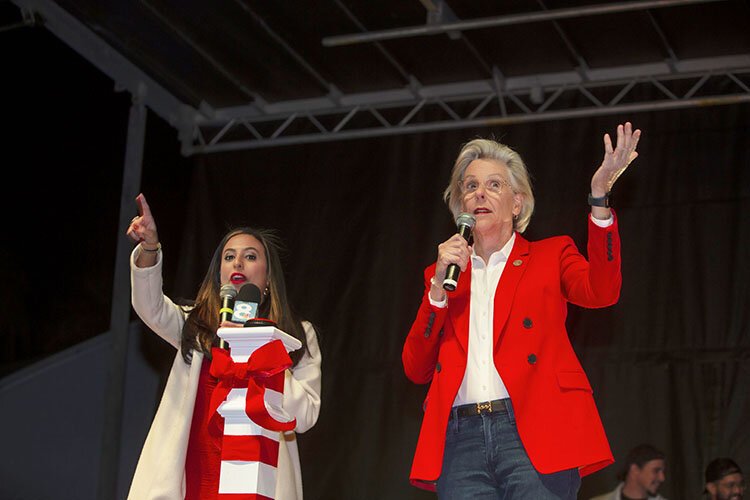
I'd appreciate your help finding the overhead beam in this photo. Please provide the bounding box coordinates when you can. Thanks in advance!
[185,94,750,153]
[200,54,750,121]
[10,0,199,131]
[184,55,750,153]
[333,0,414,84]
[322,0,728,47]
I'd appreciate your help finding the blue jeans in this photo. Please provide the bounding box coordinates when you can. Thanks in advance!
[437,399,581,499]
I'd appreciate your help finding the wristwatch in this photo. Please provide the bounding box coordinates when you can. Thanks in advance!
[588,192,611,208]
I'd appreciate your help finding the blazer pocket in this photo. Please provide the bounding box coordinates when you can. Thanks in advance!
[557,370,593,393]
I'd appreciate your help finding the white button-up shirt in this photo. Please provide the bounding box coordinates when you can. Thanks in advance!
[454,233,515,405]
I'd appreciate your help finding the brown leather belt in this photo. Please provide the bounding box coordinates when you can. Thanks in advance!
[451,399,509,419]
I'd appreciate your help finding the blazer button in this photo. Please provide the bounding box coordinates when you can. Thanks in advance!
[424,328,431,338]
[522,318,533,329]
[527,354,537,365]
[436,362,442,373]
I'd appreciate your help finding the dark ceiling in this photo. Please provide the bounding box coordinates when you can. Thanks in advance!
[5,0,750,152]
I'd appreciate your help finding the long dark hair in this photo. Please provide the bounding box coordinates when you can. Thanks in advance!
[180,227,308,366]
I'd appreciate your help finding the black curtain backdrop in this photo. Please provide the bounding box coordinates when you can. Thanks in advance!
[145,103,747,499]
[2,24,748,498]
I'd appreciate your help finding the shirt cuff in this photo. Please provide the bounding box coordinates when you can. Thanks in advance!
[590,213,614,228]
[428,294,448,309]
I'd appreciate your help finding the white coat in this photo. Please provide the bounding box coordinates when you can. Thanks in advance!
[127,246,322,500]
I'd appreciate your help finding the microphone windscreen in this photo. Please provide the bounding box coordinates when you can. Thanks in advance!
[231,283,261,323]
[220,284,238,299]
[455,212,476,229]
[235,283,261,303]
[443,212,477,292]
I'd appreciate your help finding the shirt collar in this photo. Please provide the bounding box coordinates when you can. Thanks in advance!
[471,232,516,269]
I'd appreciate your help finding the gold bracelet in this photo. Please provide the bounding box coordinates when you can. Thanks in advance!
[141,242,161,252]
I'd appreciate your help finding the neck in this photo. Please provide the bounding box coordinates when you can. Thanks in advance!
[473,226,514,263]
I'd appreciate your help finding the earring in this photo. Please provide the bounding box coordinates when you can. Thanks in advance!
[264,286,270,297]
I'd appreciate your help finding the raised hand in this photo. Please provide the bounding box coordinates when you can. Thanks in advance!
[126,193,159,248]
[591,121,641,197]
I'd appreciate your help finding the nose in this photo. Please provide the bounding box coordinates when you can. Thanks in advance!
[233,258,243,269]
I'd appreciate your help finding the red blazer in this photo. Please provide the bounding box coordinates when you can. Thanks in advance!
[402,214,621,491]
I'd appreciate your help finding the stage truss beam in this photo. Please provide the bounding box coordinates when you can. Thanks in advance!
[186,56,750,153]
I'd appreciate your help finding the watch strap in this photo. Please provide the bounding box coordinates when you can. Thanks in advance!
[588,192,610,208]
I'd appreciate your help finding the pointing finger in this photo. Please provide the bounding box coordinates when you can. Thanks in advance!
[136,193,152,218]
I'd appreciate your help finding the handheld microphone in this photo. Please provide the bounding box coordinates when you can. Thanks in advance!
[219,284,237,323]
[231,283,261,324]
[218,284,238,349]
[443,212,476,291]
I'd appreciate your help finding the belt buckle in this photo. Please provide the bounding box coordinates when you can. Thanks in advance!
[476,401,492,415]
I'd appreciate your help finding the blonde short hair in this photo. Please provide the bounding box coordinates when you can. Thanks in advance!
[443,138,535,233]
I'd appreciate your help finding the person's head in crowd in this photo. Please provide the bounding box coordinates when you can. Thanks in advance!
[705,457,745,500]
[617,444,667,498]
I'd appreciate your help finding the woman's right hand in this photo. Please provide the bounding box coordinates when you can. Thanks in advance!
[432,233,471,301]
[126,193,159,248]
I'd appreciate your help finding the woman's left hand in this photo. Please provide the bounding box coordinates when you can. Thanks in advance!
[591,121,641,197]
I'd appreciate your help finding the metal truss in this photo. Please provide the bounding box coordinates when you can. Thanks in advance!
[321,0,729,47]
[10,0,750,155]
[185,55,750,154]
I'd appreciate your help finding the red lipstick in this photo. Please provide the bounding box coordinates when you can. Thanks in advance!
[230,273,246,284]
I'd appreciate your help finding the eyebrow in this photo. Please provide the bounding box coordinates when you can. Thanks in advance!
[463,174,508,182]
[223,246,260,253]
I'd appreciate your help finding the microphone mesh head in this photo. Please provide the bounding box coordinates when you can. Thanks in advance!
[455,212,476,228]
[220,284,238,299]
[236,283,262,303]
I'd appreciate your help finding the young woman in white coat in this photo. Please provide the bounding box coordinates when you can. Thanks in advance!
[125,193,321,500]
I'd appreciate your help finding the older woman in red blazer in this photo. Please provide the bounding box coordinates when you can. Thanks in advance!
[403,122,641,498]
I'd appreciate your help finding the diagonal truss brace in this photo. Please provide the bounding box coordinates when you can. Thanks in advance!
[185,55,750,154]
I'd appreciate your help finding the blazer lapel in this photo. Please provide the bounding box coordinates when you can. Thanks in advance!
[493,233,530,346]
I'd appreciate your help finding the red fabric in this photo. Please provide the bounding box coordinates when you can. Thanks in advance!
[186,358,223,500]
[222,435,280,465]
[208,340,295,448]
[185,342,293,499]
[402,215,621,490]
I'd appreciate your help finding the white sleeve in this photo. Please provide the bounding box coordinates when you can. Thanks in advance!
[283,321,322,434]
[129,245,187,350]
